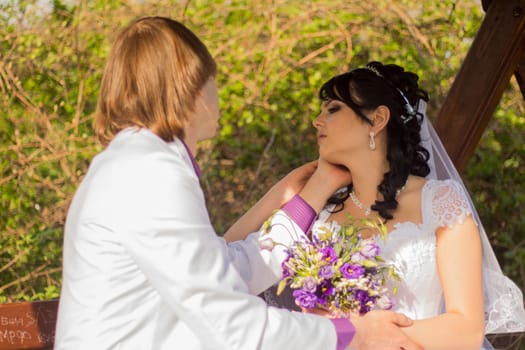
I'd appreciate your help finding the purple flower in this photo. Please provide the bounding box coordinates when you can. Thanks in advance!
[318,265,334,279]
[302,277,318,293]
[320,247,337,263]
[281,261,291,278]
[360,304,371,314]
[293,289,318,309]
[316,280,335,306]
[354,289,370,303]
[340,263,365,279]
[353,289,373,314]
[360,241,380,258]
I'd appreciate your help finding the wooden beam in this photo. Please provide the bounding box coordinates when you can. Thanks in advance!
[482,0,493,12]
[434,0,525,173]
[514,53,525,98]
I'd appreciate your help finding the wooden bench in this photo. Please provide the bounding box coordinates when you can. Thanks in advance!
[0,300,58,350]
[0,299,523,349]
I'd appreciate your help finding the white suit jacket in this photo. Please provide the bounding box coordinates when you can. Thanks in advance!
[54,128,337,349]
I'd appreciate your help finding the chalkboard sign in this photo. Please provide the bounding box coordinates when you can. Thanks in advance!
[0,299,58,350]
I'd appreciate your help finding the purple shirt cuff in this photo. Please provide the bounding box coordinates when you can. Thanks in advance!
[280,195,316,233]
[331,318,355,350]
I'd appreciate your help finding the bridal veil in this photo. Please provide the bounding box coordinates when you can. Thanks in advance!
[418,100,525,339]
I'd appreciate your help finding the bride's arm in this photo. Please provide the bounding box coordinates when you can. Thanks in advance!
[400,215,485,350]
[223,161,318,242]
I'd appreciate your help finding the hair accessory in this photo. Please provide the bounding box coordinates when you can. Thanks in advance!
[396,88,416,124]
[366,65,415,124]
[365,66,383,78]
[369,131,376,150]
[400,114,414,124]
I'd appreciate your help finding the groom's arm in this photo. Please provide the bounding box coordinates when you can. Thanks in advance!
[225,195,317,295]
[223,161,318,242]
[118,160,352,350]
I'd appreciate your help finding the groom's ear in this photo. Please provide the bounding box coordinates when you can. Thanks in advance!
[371,105,390,135]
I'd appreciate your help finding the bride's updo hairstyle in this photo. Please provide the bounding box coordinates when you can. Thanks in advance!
[320,61,430,220]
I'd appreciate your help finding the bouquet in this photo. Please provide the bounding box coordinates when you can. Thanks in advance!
[275,216,398,316]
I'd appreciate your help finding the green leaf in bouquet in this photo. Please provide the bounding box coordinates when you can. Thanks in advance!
[387,267,395,278]
[339,250,353,263]
[317,230,332,242]
[261,214,275,235]
[391,271,401,282]
[334,241,344,256]
[361,259,378,268]
[276,279,288,296]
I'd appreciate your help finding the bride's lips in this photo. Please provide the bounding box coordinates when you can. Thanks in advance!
[317,134,327,141]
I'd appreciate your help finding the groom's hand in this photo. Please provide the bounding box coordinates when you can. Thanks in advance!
[348,310,423,350]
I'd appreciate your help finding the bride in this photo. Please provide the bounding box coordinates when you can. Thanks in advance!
[225,61,525,349]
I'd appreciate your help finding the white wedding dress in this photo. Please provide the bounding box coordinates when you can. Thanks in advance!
[317,179,465,322]
[262,177,525,349]
[263,178,474,319]
[264,178,465,312]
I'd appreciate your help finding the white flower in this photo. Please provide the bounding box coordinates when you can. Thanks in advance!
[311,220,341,241]
[360,239,381,258]
[258,237,275,251]
[376,295,393,310]
[350,252,364,263]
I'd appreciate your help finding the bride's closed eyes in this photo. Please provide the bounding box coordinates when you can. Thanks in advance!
[321,100,343,114]
[327,105,341,114]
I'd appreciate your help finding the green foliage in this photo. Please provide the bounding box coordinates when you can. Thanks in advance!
[0,0,523,302]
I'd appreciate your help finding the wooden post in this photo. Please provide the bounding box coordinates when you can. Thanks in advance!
[513,53,525,98]
[434,0,525,173]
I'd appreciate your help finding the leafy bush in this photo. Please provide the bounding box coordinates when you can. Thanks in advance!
[1,0,523,302]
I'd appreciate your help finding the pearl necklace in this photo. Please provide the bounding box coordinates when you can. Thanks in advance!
[349,185,406,216]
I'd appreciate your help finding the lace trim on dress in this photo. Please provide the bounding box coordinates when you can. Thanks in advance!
[428,179,473,230]
[484,268,525,333]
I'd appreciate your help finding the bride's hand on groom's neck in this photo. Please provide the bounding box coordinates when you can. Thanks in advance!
[298,159,352,213]
[275,160,319,204]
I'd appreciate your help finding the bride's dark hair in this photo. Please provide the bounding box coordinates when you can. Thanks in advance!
[319,61,430,220]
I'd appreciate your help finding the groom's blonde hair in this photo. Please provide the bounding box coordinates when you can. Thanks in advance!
[94,16,217,145]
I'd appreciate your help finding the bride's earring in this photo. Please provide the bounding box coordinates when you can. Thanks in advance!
[369,131,376,150]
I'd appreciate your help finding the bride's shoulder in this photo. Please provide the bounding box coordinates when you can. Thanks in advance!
[399,175,426,202]
[400,176,468,208]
